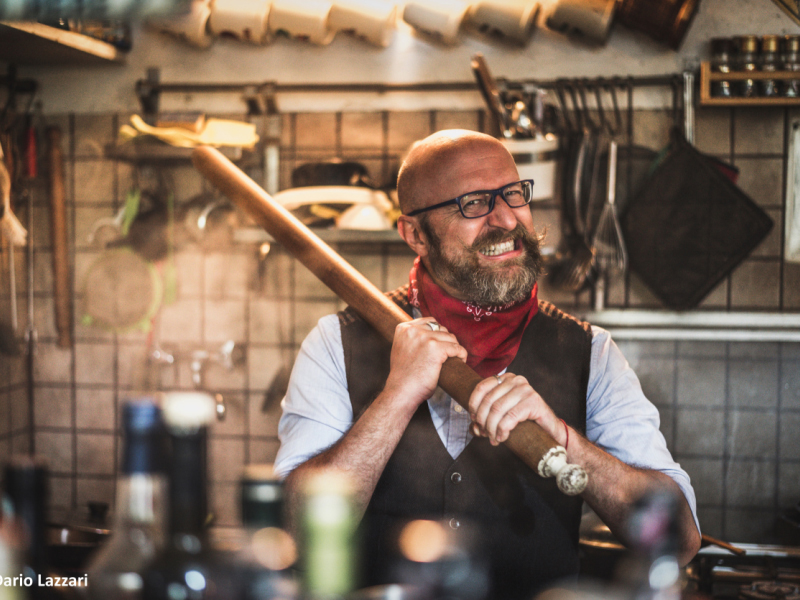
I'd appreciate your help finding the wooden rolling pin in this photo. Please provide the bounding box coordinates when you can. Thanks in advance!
[47,127,72,349]
[191,146,588,496]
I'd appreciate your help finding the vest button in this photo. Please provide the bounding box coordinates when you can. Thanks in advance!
[449,518,460,530]
[450,472,462,484]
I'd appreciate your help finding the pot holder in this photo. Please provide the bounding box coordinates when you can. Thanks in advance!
[621,128,773,310]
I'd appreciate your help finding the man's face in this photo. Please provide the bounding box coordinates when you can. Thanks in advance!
[413,141,543,306]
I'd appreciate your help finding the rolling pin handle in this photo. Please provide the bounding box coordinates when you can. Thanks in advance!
[538,446,588,496]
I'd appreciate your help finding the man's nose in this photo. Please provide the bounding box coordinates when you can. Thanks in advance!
[486,194,518,230]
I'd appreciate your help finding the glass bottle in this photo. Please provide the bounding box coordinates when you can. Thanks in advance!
[2,456,50,600]
[86,398,167,600]
[710,37,733,97]
[783,35,800,97]
[237,464,298,600]
[760,34,780,97]
[300,471,357,600]
[0,528,24,600]
[735,35,759,97]
[140,392,241,600]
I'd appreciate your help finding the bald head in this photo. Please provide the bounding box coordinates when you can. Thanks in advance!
[397,129,516,215]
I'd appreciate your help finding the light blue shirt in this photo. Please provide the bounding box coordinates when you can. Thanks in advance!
[274,313,700,532]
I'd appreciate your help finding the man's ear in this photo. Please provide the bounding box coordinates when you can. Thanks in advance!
[397,216,429,257]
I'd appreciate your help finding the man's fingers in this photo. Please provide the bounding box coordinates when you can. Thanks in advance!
[483,389,529,442]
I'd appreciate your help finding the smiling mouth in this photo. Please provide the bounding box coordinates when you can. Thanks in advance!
[479,239,517,257]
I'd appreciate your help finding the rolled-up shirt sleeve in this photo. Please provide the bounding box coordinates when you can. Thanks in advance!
[274,314,353,479]
[586,326,700,534]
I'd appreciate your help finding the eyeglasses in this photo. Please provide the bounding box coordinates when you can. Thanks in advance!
[404,179,535,219]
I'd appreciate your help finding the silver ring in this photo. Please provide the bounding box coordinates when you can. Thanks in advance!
[427,321,440,332]
[495,375,503,385]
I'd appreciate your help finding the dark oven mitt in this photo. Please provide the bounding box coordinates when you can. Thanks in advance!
[621,128,773,311]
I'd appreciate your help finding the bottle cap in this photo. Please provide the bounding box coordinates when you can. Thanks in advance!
[783,35,800,53]
[710,37,732,55]
[761,34,779,53]
[121,398,166,474]
[737,35,758,54]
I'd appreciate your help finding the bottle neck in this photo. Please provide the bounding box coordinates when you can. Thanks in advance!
[167,428,209,538]
[113,473,166,526]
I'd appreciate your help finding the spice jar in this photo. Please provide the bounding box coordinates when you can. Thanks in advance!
[783,34,800,97]
[710,37,733,97]
[760,34,780,97]
[735,35,759,97]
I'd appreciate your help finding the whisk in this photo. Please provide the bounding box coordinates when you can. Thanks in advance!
[591,139,627,310]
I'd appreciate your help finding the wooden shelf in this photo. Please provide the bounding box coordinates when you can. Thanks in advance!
[234,226,403,245]
[0,21,123,65]
[699,61,800,106]
[106,141,243,163]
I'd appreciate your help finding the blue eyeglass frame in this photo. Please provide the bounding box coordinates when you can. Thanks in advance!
[404,179,535,219]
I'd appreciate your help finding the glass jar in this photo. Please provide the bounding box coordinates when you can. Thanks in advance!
[735,35,759,97]
[760,35,780,97]
[710,37,733,97]
[783,35,800,97]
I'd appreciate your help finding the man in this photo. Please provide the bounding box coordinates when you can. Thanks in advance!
[274,130,701,598]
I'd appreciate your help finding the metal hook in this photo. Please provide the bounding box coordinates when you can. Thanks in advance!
[567,83,584,130]
[555,80,573,133]
[593,82,609,135]
[576,80,595,130]
[606,82,623,137]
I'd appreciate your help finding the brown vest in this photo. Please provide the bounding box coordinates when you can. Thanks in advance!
[338,286,593,600]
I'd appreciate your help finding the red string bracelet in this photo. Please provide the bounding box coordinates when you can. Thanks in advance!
[560,419,569,450]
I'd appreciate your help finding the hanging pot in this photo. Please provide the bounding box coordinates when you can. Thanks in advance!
[615,0,700,50]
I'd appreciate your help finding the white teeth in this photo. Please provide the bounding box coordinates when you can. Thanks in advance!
[480,240,515,257]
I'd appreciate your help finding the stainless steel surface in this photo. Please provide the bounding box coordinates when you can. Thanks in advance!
[471,53,511,138]
[683,70,695,144]
[580,310,800,342]
[786,118,800,262]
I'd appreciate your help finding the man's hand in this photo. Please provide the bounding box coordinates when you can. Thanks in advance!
[468,372,567,447]
[384,318,468,409]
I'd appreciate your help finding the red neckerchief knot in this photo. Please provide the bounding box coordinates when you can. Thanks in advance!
[408,256,538,378]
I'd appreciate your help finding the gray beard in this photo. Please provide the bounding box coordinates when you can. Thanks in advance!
[420,220,543,307]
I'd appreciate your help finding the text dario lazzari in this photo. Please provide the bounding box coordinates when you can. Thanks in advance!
[2,574,88,587]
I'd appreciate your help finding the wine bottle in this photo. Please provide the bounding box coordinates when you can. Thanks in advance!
[237,464,297,600]
[86,398,167,600]
[140,392,241,600]
[2,456,50,600]
[299,471,357,600]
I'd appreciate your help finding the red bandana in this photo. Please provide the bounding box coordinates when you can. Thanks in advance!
[408,257,539,378]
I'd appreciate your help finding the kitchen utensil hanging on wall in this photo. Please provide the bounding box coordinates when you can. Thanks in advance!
[208,0,271,44]
[785,117,800,263]
[81,186,182,333]
[463,0,540,46]
[269,0,336,45]
[471,53,511,138]
[621,127,773,311]
[403,0,470,45]
[547,80,595,293]
[545,0,616,45]
[614,0,700,50]
[82,247,164,333]
[328,0,397,47]
[148,0,213,48]
[589,84,627,310]
[47,126,72,349]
